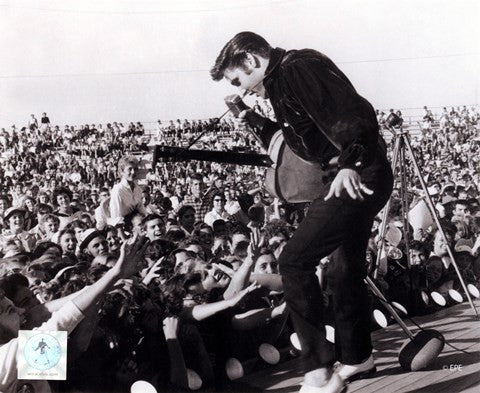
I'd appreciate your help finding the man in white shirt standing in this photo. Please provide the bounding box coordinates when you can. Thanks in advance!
[109,156,146,221]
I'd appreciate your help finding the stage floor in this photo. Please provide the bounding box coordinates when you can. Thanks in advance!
[233,299,480,393]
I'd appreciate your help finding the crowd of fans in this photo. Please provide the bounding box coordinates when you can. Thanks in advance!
[0,103,479,392]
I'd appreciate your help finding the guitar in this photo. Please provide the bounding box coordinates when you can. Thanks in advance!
[152,135,337,204]
[152,96,338,203]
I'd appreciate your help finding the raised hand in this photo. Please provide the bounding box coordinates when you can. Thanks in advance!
[142,257,165,286]
[162,316,179,340]
[115,233,150,278]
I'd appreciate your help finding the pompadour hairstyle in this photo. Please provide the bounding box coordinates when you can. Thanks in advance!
[210,31,272,81]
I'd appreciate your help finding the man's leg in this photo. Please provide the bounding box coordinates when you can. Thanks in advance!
[278,197,370,370]
[327,215,374,365]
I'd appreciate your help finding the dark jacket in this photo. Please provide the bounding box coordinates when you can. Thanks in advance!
[260,47,380,171]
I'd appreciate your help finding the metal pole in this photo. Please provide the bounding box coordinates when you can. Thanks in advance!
[365,276,415,340]
[374,133,402,279]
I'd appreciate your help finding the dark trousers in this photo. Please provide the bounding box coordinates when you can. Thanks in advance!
[278,146,393,369]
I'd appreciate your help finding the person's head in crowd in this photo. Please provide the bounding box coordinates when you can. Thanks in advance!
[142,214,165,242]
[178,205,196,233]
[0,194,11,216]
[37,191,50,205]
[4,207,26,234]
[0,273,39,311]
[2,239,27,260]
[78,212,95,228]
[189,173,203,198]
[179,238,207,261]
[65,219,88,243]
[99,187,110,202]
[57,228,77,255]
[456,185,468,200]
[210,191,226,213]
[248,204,265,227]
[52,187,73,211]
[193,223,214,248]
[238,193,254,214]
[171,249,202,275]
[253,249,278,274]
[194,262,231,293]
[156,196,173,215]
[29,238,61,260]
[22,196,35,213]
[118,156,139,183]
[174,183,184,197]
[79,228,108,259]
[164,225,187,243]
[432,226,455,258]
[409,240,429,266]
[40,214,60,239]
[452,200,470,220]
[125,212,144,236]
[230,231,250,259]
[104,226,122,254]
[212,219,227,237]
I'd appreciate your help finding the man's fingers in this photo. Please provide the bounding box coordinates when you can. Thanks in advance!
[361,184,374,195]
[324,184,335,201]
[344,181,358,200]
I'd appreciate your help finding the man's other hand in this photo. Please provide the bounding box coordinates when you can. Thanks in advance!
[324,168,373,201]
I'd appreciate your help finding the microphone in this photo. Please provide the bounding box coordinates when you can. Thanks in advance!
[224,94,251,117]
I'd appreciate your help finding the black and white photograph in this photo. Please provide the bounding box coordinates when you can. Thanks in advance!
[0,1,479,392]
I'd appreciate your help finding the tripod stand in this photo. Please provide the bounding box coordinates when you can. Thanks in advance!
[374,126,478,318]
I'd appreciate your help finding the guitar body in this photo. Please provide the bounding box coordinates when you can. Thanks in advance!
[265,131,337,203]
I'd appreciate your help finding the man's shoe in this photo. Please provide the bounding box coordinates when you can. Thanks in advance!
[299,373,347,393]
[337,355,376,383]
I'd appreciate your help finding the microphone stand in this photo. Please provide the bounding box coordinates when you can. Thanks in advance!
[374,125,478,319]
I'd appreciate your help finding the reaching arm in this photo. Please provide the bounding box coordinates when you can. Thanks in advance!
[181,282,259,321]
[163,317,189,389]
[231,302,287,330]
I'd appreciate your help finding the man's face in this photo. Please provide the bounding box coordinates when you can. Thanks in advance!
[409,249,426,266]
[224,60,267,98]
[44,219,59,235]
[132,215,144,235]
[213,196,225,213]
[145,218,165,241]
[60,232,77,254]
[57,193,70,208]
[105,230,121,252]
[254,253,278,274]
[86,236,109,257]
[433,231,449,257]
[122,164,137,182]
[99,191,109,201]
[453,203,469,218]
[9,213,25,232]
[191,180,202,197]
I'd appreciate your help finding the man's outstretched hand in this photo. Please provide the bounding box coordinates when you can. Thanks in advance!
[324,168,373,201]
